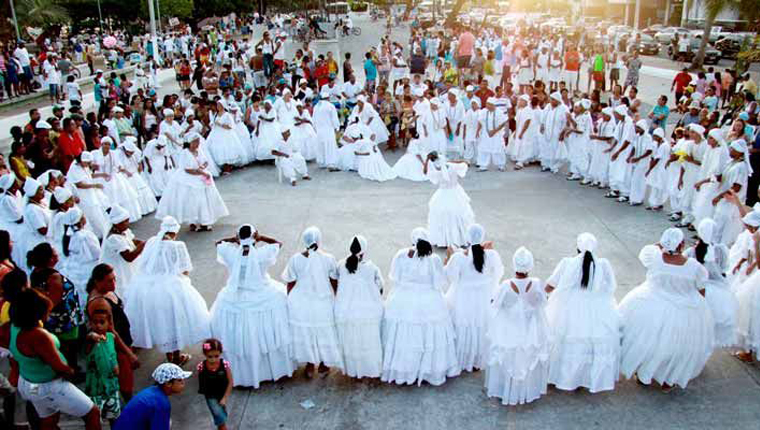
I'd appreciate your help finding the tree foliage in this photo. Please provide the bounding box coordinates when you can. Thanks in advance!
[15,0,70,28]
[693,0,760,69]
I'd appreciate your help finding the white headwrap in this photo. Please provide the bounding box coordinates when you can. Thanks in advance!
[730,139,753,175]
[688,123,705,136]
[163,108,175,117]
[238,223,257,247]
[53,186,72,204]
[601,107,613,117]
[101,136,113,146]
[470,99,481,109]
[36,121,51,130]
[351,235,368,258]
[158,216,181,237]
[635,119,649,131]
[652,128,665,139]
[23,178,42,197]
[0,174,16,193]
[550,92,562,102]
[80,151,93,162]
[743,204,760,227]
[302,226,322,249]
[411,227,429,245]
[519,94,530,103]
[697,218,717,262]
[660,228,684,253]
[512,246,534,274]
[581,99,591,110]
[708,128,725,144]
[576,233,597,254]
[468,224,485,246]
[124,142,139,152]
[63,207,84,229]
[107,204,130,225]
[185,132,202,144]
[38,170,62,188]
[614,105,628,116]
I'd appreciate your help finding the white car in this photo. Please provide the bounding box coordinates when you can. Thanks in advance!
[654,27,691,44]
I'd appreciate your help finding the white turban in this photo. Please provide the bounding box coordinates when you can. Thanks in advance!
[0,174,16,193]
[163,108,175,117]
[430,98,440,107]
[614,105,628,116]
[697,218,717,262]
[80,151,93,162]
[357,95,367,104]
[112,106,124,113]
[688,123,705,136]
[63,207,84,228]
[652,128,665,139]
[730,139,753,175]
[635,119,649,131]
[107,205,130,225]
[53,187,72,204]
[708,128,724,144]
[238,223,257,247]
[577,232,597,254]
[351,235,368,257]
[36,121,51,130]
[101,136,113,146]
[466,85,474,92]
[601,107,613,117]
[185,132,202,143]
[470,99,481,109]
[660,228,684,253]
[512,246,534,274]
[159,216,181,237]
[411,227,429,245]
[23,178,42,197]
[468,224,485,246]
[302,226,322,248]
[448,89,459,98]
[550,92,562,102]
[283,88,292,96]
[519,94,530,103]
[124,142,139,152]
[743,204,760,227]
[581,99,591,110]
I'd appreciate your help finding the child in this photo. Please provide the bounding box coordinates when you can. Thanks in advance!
[85,309,122,426]
[66,75,82,107]
[485,247,550,405]
[198,338,233,430]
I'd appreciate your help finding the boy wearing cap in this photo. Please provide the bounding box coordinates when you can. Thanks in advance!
[113,363,190,430]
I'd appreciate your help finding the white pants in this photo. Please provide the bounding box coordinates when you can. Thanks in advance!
[18,377,93,419]
[477,151,506,169]
[628,162,649,204]
[647,186,668,208]
[279,154,308,182]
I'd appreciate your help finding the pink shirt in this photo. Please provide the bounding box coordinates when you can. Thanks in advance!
[458,32,475,57]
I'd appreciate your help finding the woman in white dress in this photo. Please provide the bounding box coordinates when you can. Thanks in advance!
[392,135,428,181]
[124,216,211,366]
[142,137,176,198]
[92,137,142,222]
[509,95,535,169]
[350,96,389,145]
[588,107,616,189]
[354,137,397,182]
[420,99,448,157]
[485,247,550,406]
[20,178,52,273]
[66,152,110,239]
[644,128,671,210]
[0,174,25,265]
[292,103,319,161]
[335,235,384,379]
[229,103,256,164]
[312,92,341,170]
[182,111,220,178]
[692,129,729,225]
[424,153,475,248]
[206,101,246,174]
[734,229,760,363]
[118,140,158,216]
[282,227,343,378]
[382,228,460,386]
[545,232,620,393]
[619,228,713,392]
[156,133,229,232]
[210,224,295,388]
[58,207,101,310]
[100,205,145,296]
[445,224,504,372]
[461,99,481,161]
[254,100,279,161]
[685,218,738,347]
[712,139,752,245]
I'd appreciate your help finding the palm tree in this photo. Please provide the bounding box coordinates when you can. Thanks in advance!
[692,0,760,69]
[14,0,69,28]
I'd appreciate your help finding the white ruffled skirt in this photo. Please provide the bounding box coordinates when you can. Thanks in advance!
[126,173,158,215]
[124,274,211,352]
[392,153,427,181]
[704,278,739,348]
[207,127,245,166]
[735,271,760,354]
[445,281,491,372]
[427,185,475,247]
[156,174,229,226]
[357,152,397,182]
[288,292,343,368]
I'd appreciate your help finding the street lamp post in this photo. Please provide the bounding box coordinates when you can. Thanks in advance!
[97,0,104,33]
[9,0,21,42]
[148,0,161,64]
[156,0,162,33]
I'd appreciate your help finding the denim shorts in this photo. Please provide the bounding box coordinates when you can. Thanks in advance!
[205,397,228,426]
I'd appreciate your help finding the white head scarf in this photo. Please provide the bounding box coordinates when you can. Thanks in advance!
[601,107,613,117]
[512,246,534,274]
[238,223,257,247]
[660,228,684,254]
[635,119,649,131]
[550,92,562,102]
[576,232,597,254]
[730,139,753,175]
[697,218,717,262]
[411,227,429,245]
[350,235,368,258]
[653,128,665,139]
[302,226,321,249]
[80,151,93,162]
[0,173,16,193]
[581,99,591,110]
[63,207,84,230]
[163,108,175,117]
[23,178,42,197]
[158,216,181,238]
[708,128,725,145]
[53,186,72,204]
[614,105,628,116]
[38,170,62,189]
[468,224,485,246]
[108,205,130,225]
[688,123,705,136]
[742,203,760,227]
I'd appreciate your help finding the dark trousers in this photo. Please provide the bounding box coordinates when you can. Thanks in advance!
[263,54,274,77]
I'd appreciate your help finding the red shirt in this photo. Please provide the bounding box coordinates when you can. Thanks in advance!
[474,88,495,109]
[673,72,692,92]
[59,131,85,157]
[564,51,580,72]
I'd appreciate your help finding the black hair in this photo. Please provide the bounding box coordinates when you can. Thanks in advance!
[416,239,433,258]
[10,288,52,330]
[345,237,363,274]
[472,244,485,273]
[0,230,12,263]
[1,268,26,303]
[239,225,252,239]
[86,263,114,294]
[579,250,595,289]
[202,338,224,354]
[27,242,55,271]
[62,220,80,257]
[695,240,709,264]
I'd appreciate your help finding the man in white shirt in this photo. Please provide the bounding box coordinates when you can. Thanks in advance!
[341,75,362,110]
[14,42,34,93]
[42,53,62,103]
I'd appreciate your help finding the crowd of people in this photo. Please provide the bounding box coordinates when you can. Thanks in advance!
[1,9,760,429]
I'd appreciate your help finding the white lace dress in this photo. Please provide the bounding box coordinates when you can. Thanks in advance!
[427,162,475,247]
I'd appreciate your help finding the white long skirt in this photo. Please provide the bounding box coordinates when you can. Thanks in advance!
[156,174,229,226]
[735,271,760,354]
[619,283,714,389]
[705,278,739,347]
[427,185,475,247]
[357,152,397,182]
[381,284,460,386]
[101,174,142,222]
[546,289,620,393]
[288,291,343,368]
[125,173,158,215]
[124,273,211,352]
[207,126,245,166]
[336,316,383,379]
[393,153,427,181]
[210,283,296,388]
[445,281,490,372]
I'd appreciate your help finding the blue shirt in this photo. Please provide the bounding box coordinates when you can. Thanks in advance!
[651,104,670,128]
[113,385,171,430]
[364,59,377,81]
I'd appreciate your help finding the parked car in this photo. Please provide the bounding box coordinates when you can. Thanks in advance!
[667,40,721,64]
[642,24,665,37]
[654,27,691,44]
[715,33,755,59]
[626,33,660,55]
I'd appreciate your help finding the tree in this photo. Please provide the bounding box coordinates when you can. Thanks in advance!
[140,0,194,21]
[693,0,760,69]
[445,0,466,27]
[15,0,69,29]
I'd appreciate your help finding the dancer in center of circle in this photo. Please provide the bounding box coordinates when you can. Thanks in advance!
[424,151,475,248]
